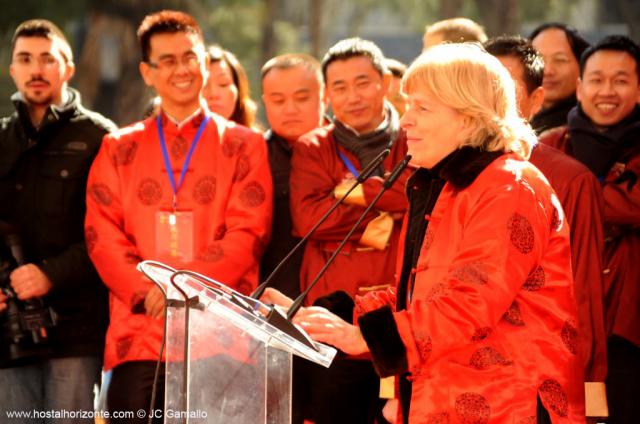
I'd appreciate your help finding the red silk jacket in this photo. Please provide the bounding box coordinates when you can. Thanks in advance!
[529,142,607,383]
[85,110,272,370]
[358,153,585,423]
[290,124,409,304]
[542,127,640,347]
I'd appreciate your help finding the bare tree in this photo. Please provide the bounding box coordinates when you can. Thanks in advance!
[261,0,278,66]
[614,0,640,41]
[475,0,519,36]
[439,0,464,19]
[309,0,325,58]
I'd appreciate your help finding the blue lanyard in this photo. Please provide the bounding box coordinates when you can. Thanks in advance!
[337,150,360,178]
[157,113,209,209]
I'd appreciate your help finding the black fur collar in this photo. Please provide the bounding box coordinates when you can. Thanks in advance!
[410,146,504,190]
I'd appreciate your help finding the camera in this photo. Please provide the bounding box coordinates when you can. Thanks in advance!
[0,223,57,365]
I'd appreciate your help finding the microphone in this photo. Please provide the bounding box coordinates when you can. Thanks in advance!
[287,155,412,320]
[251,147,391,299]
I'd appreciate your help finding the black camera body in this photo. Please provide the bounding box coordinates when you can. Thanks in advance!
[0,225,57,365]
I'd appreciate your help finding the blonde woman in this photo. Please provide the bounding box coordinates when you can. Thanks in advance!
[265,43,585,423]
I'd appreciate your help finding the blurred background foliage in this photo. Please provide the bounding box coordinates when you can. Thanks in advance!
[0,0,638,126]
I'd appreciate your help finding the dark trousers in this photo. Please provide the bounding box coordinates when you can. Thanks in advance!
[303,357,384,424]
[107,361,165,424]
[605,336,640,424]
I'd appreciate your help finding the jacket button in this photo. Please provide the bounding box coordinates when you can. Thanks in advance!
[15,183,22,191]
[60,169,69,178]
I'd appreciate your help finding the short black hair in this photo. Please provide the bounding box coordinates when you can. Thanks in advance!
[385,58,407,79]
[485,35,544,94]
[321,37,387,83]
[261,53,322,83]
[12,19,73,62]
[580,35,640,80]
[529,22,590,63]
[136,10,203,62]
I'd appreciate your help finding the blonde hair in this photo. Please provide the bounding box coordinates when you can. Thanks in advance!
[403,43,536,159]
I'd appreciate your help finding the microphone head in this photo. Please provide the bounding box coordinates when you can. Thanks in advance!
[383,154,412,189]
[357,148,391,182]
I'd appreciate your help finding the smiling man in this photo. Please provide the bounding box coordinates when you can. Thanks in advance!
[540,35,640,424]
[0,19,114,423]
[84,11,271,422]
[289,38,410,424]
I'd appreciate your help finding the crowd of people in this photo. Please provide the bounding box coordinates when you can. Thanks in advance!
[0,9,637,424]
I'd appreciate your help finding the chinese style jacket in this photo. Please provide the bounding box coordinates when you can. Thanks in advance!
[357,149,585,423]
[86,110,272,370]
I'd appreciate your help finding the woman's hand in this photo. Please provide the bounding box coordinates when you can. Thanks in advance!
[382,399,399,423]
[260,287,294,310]
[292,306,369,355]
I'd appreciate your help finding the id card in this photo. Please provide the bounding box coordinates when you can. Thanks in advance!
[155,210,194,263]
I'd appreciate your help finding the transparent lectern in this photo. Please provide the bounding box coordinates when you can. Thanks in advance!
[138,261,337,424]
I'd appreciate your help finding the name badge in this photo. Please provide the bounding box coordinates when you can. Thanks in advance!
[155,210,194,263]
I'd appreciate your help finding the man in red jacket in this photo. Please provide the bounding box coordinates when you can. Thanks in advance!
[540,35,640,424]
[85,11,272,423]
[485,35,608,420]
[289,38,409,424]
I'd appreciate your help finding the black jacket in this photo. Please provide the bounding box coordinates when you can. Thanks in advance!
[0,88,115,364]
[531,94,577,134]
[259,130,303,299]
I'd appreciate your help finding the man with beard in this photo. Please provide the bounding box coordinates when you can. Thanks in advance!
[288,38,409,424]
[0,19,114,422]
[541,35,640,424]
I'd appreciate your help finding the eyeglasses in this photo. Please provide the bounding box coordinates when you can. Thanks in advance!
[13,54,60,69]
[146,52,202,72]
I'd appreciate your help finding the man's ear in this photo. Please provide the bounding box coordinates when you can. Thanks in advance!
[381,72,391,96]
[201,52,210,85]
[529,86,545,119]
[139,61,154,87]
[321,85,329,109]
[323,84,331,110]
[63,61,76,82]
[576,77,583,103]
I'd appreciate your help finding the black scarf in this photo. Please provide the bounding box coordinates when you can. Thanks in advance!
[332,102,400,177]
[530,94,577,134]
[567,105,640,178]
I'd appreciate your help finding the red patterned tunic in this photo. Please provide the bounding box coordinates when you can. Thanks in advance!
[85,110,272,370]
[541,127,640,348]
[290,124,410,304]
[357,153,585,423]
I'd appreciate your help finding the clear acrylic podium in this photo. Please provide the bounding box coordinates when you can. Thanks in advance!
[138,261,337,424]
